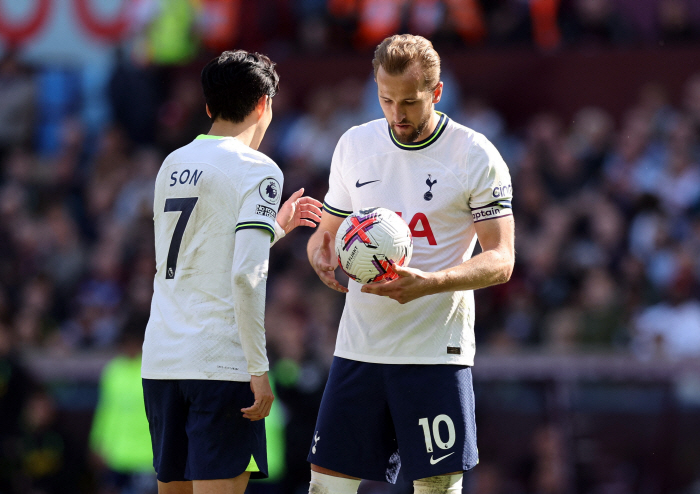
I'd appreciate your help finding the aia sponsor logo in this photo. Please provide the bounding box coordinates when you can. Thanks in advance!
[396,212,436,245]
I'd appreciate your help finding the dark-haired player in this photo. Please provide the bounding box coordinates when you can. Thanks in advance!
[307,35,515,494]
[141,50,322,494]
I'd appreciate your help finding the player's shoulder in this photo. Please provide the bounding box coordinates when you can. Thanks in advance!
[444,117,486,148]
[339,118,387,144]
[168,137,280,176]
[446,119,503,164]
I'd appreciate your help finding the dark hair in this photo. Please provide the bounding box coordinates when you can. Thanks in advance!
[201,50,279,123]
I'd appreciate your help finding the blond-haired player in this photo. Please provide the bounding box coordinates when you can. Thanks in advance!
[306,35,515,494]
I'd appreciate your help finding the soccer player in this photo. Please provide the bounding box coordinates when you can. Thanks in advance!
[141,50,322,494]
[306,35,515,494]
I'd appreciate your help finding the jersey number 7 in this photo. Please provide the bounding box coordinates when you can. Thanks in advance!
[164,197,199,279]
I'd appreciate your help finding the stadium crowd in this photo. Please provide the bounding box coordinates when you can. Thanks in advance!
[0,0,700,493]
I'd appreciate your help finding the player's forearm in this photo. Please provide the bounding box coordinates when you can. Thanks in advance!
[307,228,325,265]
[432,247,514,293]
[232,229,271,376]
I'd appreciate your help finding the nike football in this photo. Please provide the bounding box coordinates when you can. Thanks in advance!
[335,207,413,285]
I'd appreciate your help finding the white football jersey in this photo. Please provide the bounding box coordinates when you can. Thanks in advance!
[324,113,513,366]
[142,135,283,381]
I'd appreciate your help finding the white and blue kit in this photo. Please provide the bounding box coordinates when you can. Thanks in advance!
[142,135,284,481]
[310,113,513,482]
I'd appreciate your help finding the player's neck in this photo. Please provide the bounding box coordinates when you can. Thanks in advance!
[412,109,440,142]
[208,117,260,149]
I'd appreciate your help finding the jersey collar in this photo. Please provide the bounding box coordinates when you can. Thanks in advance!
[195,134,226,140]
[388,112,448,151]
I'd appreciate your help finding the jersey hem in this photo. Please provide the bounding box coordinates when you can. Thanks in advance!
[334,349,474,366]
[141,370,252,381]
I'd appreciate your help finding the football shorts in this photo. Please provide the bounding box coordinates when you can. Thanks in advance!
[307,357,478,482]
[142,379,268,482]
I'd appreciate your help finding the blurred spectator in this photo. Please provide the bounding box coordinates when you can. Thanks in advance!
[12,390,79,493]
[561,0,632,46]
[0,52,35,161]
[634,271,700,359]
[280,87,346,171]
[89,316,154,494]
[658,0,698,45]
[0,324,35,486]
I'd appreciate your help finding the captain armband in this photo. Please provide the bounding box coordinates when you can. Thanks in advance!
[471,200,512,223]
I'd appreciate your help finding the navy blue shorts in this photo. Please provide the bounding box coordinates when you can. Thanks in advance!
[307,357,478,483]
[142,379,268,482]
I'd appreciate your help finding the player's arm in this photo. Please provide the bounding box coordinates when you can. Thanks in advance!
[307,211,348,293]
[231,227,274,420]
[362,215,514,304]
[272,187,322,245]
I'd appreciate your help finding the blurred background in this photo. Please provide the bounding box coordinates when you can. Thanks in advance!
[1,0,700,493]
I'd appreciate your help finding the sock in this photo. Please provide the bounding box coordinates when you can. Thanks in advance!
[309,471,361,494]
[413,474,463,494]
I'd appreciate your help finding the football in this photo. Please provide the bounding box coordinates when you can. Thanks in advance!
[335,207,413,284]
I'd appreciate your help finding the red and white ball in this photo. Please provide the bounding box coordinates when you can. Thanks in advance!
[335,207,413,285]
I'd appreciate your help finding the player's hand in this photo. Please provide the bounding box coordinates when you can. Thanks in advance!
[360,264,434,304]
[242,373,274,421]
[276,188,322,234]
[311,231,348,293]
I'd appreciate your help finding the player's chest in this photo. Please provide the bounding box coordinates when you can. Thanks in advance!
[348,156,466,214]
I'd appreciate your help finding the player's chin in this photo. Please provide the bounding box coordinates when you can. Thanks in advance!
[392,125,414,138]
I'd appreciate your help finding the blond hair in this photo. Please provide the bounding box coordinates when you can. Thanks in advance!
[372,34,441,91]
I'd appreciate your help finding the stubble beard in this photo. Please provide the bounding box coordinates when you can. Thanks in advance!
[391,114,432,144]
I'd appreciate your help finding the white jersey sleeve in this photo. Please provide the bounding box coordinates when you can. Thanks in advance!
[235,166,284,239]
[467,133,513,223]
[231,227,271,376]
[323,132,353,218]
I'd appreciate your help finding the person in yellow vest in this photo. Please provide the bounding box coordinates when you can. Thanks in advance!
[90,315,155,493]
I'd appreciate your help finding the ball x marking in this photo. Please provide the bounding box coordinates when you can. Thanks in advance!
[342,214,379,250]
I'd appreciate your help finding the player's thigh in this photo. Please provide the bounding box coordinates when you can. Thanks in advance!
[158,480,193,494]
[385,365,478,481]
[181,380,267,481]
[192,472,251,494]
[308,357,398,481]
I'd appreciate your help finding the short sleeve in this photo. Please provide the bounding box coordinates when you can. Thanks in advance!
[323,133,353,218]
[235,162,284,241]
[467,134,513,223]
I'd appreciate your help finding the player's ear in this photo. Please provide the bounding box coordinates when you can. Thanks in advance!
[432,82,443,104]
[255,95,268,120]
[205,104,212,118]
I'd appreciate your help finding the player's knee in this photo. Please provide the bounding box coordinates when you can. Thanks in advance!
[309,470,361,494]
[413,473,463,494]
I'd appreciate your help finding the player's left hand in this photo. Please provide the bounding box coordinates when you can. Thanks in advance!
[242,373,275,421]
[276,188,323,234]
[360,264,435,304]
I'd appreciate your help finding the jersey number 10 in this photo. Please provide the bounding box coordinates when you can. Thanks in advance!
[164,197,198,279]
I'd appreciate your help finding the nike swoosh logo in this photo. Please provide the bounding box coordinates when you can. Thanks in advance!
[356,179,380,188]
[430,452,455,465]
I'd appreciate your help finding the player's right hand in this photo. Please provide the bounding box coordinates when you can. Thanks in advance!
[312,231,348,293]
[242,373,274,421]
